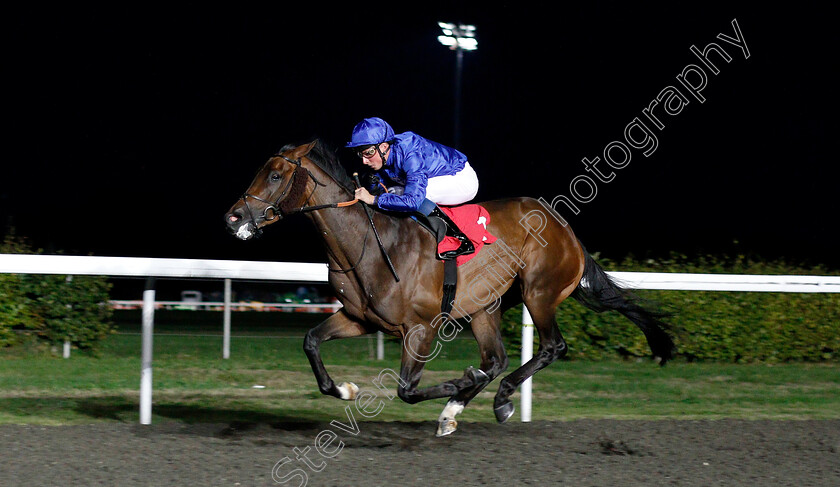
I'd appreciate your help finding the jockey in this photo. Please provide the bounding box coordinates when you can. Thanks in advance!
[347,117,478,260]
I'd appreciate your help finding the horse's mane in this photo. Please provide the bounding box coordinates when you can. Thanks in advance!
[280,140,355,192]
[279,139,412,226]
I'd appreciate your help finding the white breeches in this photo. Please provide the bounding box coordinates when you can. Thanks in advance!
[425,162,479,206]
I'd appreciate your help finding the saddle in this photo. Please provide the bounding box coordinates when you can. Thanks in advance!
[368,176,495,314]
[415,205,475,261]
[416,204,500,314]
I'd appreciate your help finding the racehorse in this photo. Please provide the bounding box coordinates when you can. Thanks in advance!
[224,139,675,436]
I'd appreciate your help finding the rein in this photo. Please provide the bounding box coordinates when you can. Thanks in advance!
[326,221,371,274]
[239,152,398,281]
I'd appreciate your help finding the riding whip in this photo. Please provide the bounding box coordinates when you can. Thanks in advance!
[354,172,400,282]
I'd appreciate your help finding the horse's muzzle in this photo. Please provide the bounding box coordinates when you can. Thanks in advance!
[225,209,260,241]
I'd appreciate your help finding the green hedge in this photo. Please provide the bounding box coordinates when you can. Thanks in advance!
[0,235,37,347]
[501,253,840,363]
[0,273,34,346]
[0,234,114,353]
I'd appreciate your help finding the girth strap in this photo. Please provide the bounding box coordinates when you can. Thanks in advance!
[441,259,458,315]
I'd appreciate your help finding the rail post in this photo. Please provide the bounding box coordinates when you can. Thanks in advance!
[223,279,232,359]
[521,306,534,422]
[139,277,156,425]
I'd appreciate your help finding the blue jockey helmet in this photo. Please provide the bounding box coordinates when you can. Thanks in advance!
[346,117,396,148]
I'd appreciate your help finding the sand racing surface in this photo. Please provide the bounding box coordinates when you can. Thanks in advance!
[2,419,838,486]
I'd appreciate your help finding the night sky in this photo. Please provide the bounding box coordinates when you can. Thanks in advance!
[3,4,838,269]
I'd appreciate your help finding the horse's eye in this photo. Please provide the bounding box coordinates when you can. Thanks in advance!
[270,172,281,182]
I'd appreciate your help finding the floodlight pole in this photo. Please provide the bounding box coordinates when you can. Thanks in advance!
[453,46,464,149]
[438,22,476,150]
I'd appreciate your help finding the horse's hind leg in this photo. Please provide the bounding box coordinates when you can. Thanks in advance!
[436,308,509,436]
[491,225,583,422]
[303,310,371,400]
[493,304,569,423]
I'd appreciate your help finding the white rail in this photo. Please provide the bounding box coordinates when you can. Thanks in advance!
[3,254,838,292]
[109,300,341,312]
[2,253,838,425]
[0,254,328,281]
[609,271,840,293]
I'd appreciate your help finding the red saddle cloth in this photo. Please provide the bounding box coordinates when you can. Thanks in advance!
[437,204,498,265]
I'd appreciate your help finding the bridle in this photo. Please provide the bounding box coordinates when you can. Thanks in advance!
[237,153,371,274]
[239,153,356,227]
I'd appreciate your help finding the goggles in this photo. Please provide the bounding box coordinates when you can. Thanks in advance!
[356,145,378,159]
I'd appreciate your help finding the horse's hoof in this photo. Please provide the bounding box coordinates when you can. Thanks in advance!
[336,382,359,400]
[436,418,458,437]
[494,400,515,423]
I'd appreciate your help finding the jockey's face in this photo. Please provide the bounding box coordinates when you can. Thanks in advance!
[358,143,389,170]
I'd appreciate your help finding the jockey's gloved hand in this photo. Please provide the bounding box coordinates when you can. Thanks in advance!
[363,173,385,196]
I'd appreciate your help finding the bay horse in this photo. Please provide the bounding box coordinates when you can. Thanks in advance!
[224,140,674,436]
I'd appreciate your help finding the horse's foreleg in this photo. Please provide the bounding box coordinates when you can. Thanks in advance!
[303,310,370,400]
[395,323,457,404]
[395,322,483,406]
[436,309,509,437]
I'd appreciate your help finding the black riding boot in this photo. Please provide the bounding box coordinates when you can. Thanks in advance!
[428,206,475,260]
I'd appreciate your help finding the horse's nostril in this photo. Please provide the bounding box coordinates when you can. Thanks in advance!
[225,211,243,226]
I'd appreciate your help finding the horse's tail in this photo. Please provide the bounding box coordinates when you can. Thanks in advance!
[571,247,676,364]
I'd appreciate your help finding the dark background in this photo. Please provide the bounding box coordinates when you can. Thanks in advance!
[3,3,838,269]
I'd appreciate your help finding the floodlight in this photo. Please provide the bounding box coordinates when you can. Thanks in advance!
[437,22,478,51]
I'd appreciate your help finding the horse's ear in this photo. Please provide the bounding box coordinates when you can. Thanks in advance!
[290,140,319,159]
